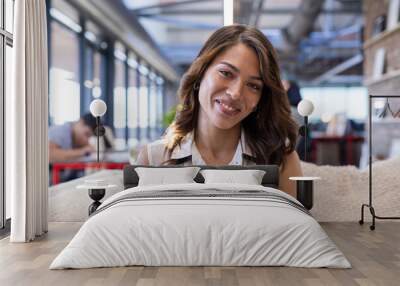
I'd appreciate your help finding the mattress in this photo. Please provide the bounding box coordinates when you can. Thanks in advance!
[50,183,351,269]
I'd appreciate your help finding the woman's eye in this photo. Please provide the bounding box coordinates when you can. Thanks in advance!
[248,83,261,91]
[219,70,232,77]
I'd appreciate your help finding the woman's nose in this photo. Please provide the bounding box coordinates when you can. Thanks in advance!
[226,80,243,100]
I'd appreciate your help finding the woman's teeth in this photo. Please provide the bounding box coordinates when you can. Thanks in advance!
[216,99,238,111]
[221,102,236,111]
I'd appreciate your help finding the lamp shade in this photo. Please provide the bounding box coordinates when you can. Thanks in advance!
[297,99,314,117]
[90,99,107,117]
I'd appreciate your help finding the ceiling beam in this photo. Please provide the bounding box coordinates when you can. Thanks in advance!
[327,75,363,84]
[248,0,264,27]
[69,0,180,82]
[139,15,220,30]
[233,0,253,25]
[311,54,363,84]
[137,7,361,17]
[281,0,324,51]
[129,0,218,13]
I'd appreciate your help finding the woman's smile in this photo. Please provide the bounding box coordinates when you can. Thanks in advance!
[214,98,241,117]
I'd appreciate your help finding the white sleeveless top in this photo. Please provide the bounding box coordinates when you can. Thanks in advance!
[145,130,256,166]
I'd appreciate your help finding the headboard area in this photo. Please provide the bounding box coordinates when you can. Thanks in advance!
[123,165,280,190]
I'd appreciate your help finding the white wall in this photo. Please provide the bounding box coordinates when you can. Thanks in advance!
[300,86,368,121]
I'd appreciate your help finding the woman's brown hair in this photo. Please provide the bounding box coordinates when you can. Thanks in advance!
[164,24,298,166]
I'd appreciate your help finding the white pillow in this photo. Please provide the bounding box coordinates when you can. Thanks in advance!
[200,169,266,185]
[135,167,201,186]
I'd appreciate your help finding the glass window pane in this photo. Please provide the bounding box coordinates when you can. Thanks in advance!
[81,44,105,113]
[149,79,158,140]
[51,0,79,24]
[114,42,126,61]
[113,58,126,150]
[5,43,12,219]
[0,39,3,227]
[84,48,103,95]
[5,0,14,33]
[93,51,104,99]
[85,21,102,45]
[149,80,157,128]
[128,52,138,69]
[127,66,139,148]
[49,21,80,125]
[113,59,126,128]
[82,46,94,114]
[0,0,2,29]
[139,74,148,143]
[128,68,138,129]
[157,82,164,129]
[300,87,368,121]
[82,47,105,113]
[114,87,126,127]
[114,138,126,151]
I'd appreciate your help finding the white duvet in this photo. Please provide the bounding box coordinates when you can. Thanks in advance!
[50,183,351,269]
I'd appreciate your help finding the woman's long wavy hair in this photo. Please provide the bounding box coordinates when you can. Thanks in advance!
[164,24,298,166]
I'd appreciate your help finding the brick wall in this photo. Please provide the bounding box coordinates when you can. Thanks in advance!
[363,0,400,90]
[363,0,389,42]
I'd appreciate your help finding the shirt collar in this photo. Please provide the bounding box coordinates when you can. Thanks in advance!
[240,129,255,158]
[170,129,255,161]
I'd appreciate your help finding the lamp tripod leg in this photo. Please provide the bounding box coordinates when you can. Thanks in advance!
[359,204,365,225]
[369,206,376,231]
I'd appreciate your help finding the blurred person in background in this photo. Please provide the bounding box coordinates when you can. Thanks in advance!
[282,79,309,161]
[48,113,97,163]
[282,79,302,126]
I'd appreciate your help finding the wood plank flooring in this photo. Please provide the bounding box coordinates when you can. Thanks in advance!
[0,222,399,286]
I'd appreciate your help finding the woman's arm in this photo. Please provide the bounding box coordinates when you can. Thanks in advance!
[279,151,303,197]
[135,145,150,165]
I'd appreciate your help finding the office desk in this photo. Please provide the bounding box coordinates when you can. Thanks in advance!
[311,135,364,165]
[52,152,130,185]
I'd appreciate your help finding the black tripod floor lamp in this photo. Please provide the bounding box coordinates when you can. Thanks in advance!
[77,99,116,216]
[297,99,314,162]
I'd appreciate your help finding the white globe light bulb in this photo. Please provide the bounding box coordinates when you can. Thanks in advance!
[297,99,314,117]
[90,99,107,117]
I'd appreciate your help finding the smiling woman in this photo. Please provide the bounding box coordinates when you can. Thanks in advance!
[136,24,302,197]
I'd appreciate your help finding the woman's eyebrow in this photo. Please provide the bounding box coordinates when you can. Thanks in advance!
[220,61,263,81]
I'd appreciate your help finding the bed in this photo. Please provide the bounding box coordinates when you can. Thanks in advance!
[50,165,350,269]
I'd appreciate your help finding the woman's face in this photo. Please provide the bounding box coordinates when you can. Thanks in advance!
[198,43,263,130]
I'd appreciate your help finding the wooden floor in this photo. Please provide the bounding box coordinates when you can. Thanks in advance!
[0,222,399,286]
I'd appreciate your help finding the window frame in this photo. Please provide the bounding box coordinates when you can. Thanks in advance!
[156,76,165,134]
[47,0,168,150]
[49,19,82,125]
[0,0,171,232]
[112,52,128,150]
[82,40,107,114]
[127,59,139,148]
[0,30,4,231]
[1,0,14,232]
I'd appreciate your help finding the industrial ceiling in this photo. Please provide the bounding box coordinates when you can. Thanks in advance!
[122,0,363,86]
